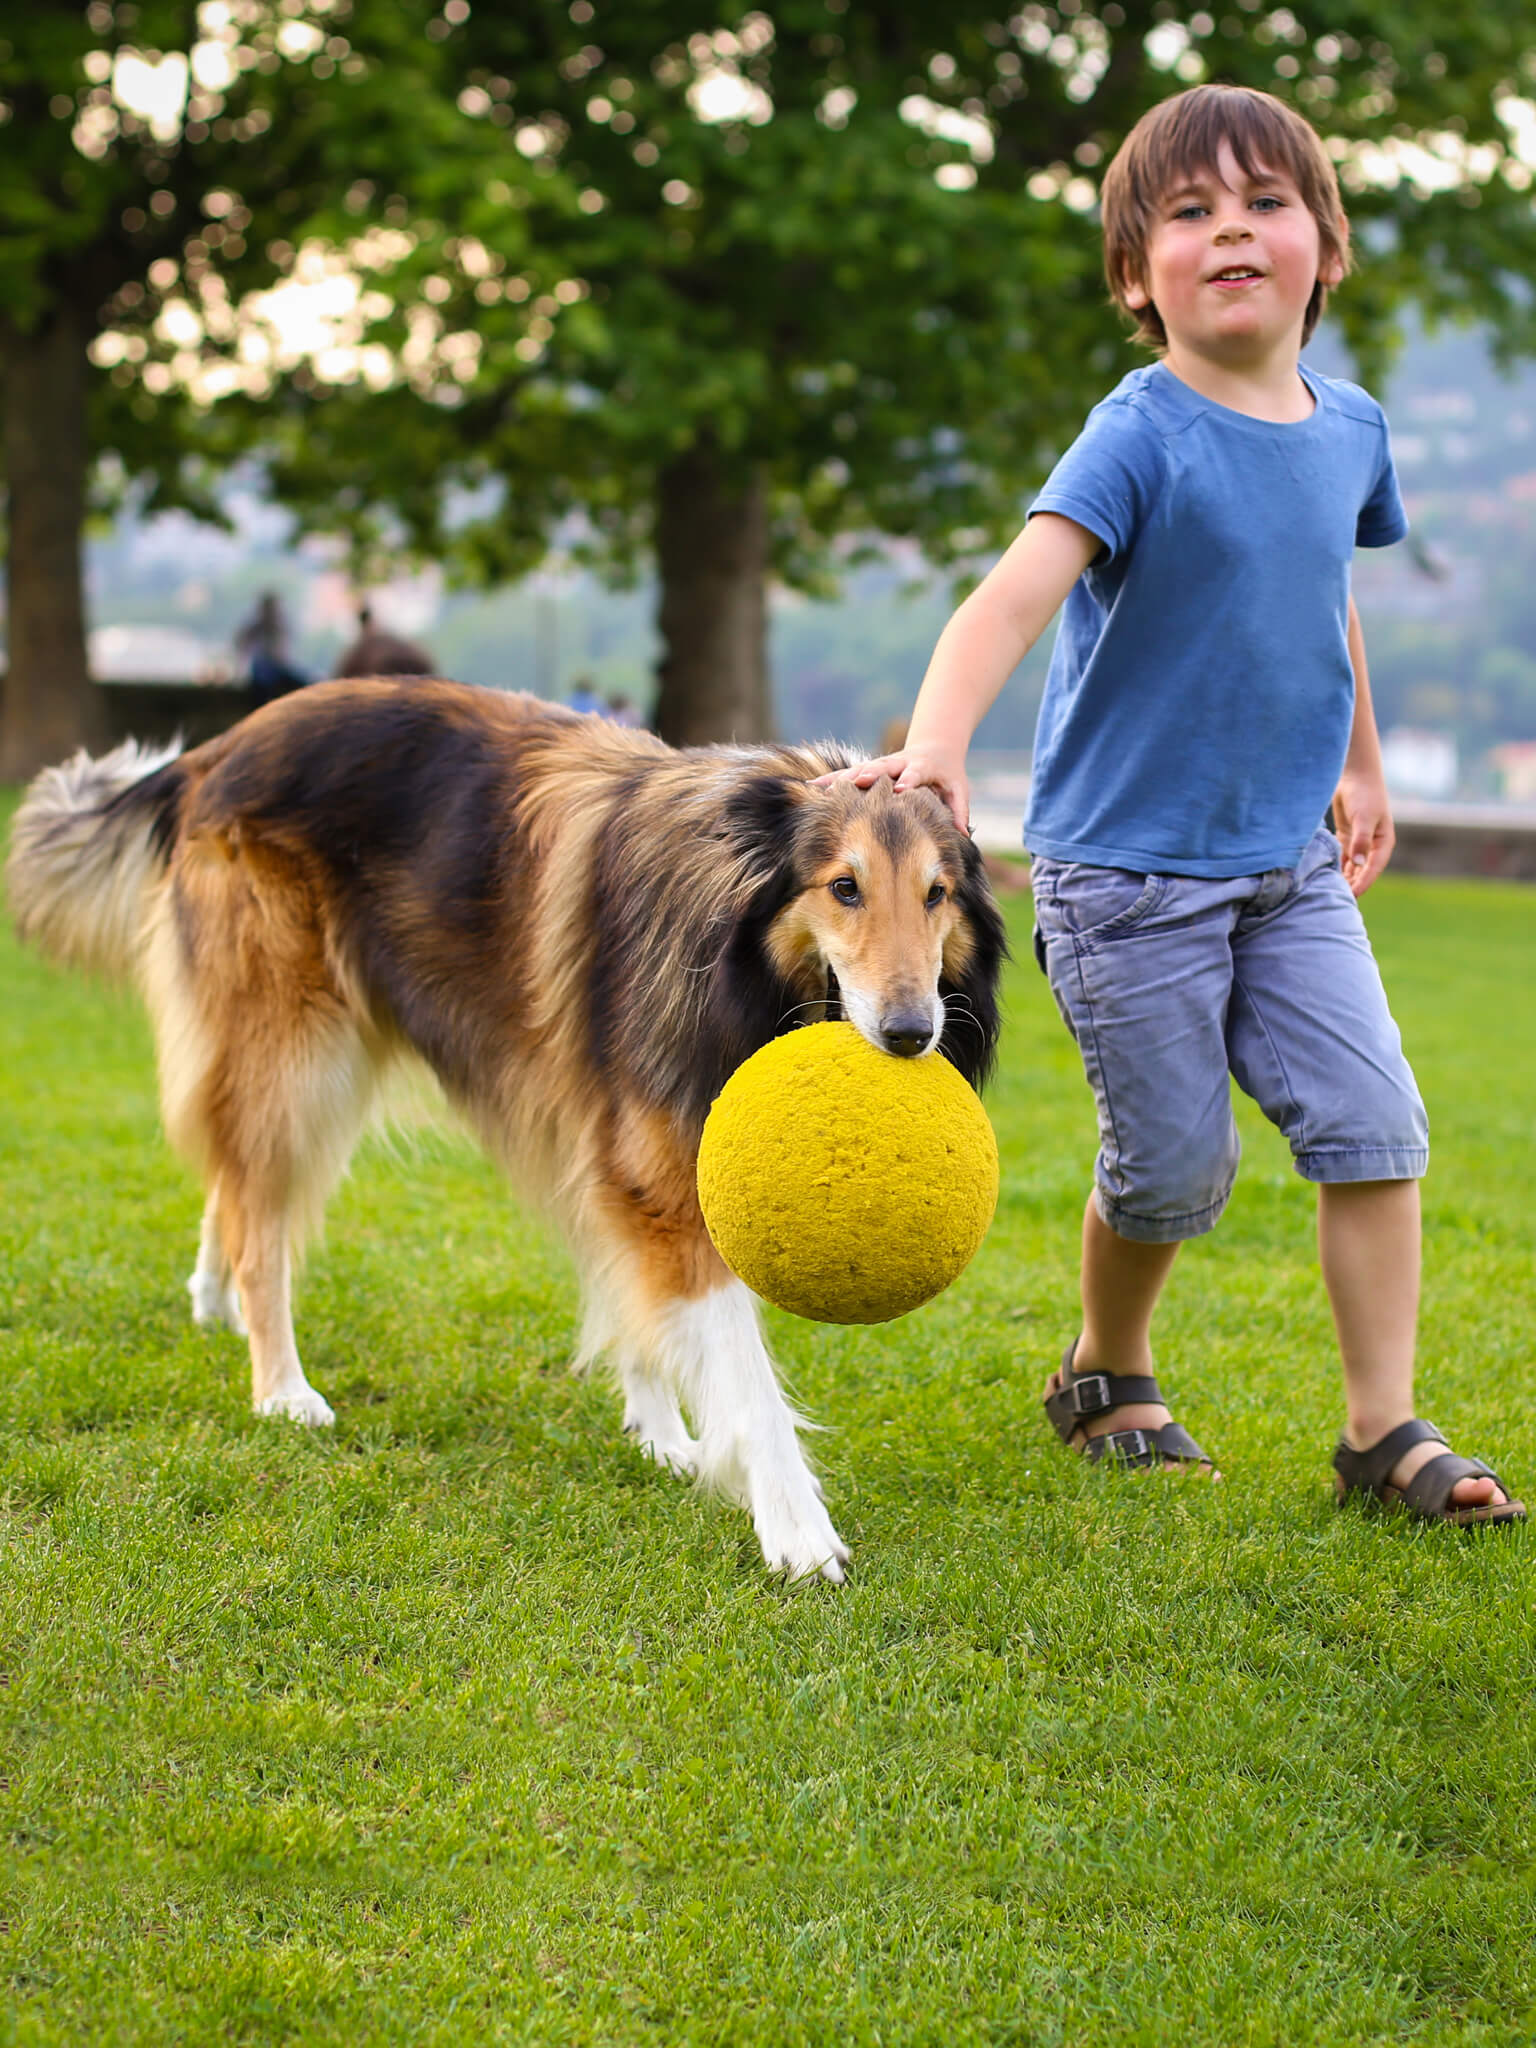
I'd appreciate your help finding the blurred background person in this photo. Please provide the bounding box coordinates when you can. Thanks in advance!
[333,602,438,679]
[235,591,309,706]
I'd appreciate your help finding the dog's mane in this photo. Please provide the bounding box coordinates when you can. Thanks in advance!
[523,732,862,1131]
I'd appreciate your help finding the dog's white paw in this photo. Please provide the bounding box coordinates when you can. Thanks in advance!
[752,1482,849,1585]
[187,1271,247,1335]
[628,1424,701,1481]
[255,1383,335,1428]
[623,1381,700,1480]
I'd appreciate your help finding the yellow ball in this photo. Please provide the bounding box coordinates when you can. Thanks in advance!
[696,1021,1000,1325]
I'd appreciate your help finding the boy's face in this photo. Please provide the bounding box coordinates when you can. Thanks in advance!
[1122,138,1343,365]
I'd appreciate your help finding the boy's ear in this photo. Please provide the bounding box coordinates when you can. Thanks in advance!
[1318,210,1350,291]
[1317,235,1348,290]
[1119,261,1150,311]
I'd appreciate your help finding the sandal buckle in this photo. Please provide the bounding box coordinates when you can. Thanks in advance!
[1104,1428,1154,1468]
[1070,1373,1113,1417]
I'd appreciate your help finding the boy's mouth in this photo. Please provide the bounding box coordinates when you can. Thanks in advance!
[1209,266,1263,287]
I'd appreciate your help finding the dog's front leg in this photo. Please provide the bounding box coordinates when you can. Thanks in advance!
[660,1283,848,1583]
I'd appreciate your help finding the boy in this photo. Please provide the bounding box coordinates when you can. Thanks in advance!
[826,84,1522,1523]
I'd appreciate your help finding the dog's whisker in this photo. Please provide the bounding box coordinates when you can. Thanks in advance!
[939,1006,984,1040]
[776,998,834,1030]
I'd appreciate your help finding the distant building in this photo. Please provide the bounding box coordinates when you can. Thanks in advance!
[1489,742,1536,805]
[1381,726,1458,801]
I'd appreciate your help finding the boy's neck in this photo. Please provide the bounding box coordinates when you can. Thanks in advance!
[1159,336,1316,423]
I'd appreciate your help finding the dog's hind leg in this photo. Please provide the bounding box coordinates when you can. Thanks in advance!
[187,1182,246,1334]
[146,863,376,1429]
[218,1176,336,1427]
[211,1029,382,1428]
[656,1281,848,1583]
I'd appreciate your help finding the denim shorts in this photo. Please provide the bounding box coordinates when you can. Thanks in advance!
[1030,827,1429,1244]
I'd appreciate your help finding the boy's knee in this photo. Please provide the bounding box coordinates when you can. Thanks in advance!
[1095,1125,1241,1242]
[1291,1071,1429,1184]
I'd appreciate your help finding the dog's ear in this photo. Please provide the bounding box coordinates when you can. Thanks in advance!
[939,838,1008,1088]
[718,771,806,880]
[674,770,812,1121]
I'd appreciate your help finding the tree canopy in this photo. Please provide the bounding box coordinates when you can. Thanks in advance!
[6,2,1536,767]
[0,0,470,773]
[238,0,1536,737]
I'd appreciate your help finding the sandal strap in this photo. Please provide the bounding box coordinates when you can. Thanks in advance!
[1086,1421,1212,1471]
[1333,1418,1445,1495]
[1397,1451,1509,1519]
[1045,1347,1165,1443]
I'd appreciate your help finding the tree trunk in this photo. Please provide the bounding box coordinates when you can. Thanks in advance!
[652,441,772,745]
[1,306,108,782]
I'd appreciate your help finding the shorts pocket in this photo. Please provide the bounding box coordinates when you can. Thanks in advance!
[1034,863,1168,944]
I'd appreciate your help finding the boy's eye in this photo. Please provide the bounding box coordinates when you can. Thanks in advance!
[1173,203,1207,220]
[1251,194,1283,211]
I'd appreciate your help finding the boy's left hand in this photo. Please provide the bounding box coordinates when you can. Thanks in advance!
[1332,770,1395,896]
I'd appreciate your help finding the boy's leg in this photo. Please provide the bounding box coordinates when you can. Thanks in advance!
[1227,830,1504,1509]
[1060,1196,1221,1474]
[1078,1194,1180,1378]
[1032,860,1248,1477]
[1319,1180,1504,1509]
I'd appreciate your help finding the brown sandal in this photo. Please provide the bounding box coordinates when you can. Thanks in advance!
[1333,1419,1526,1527]
[1044,1341,1215,1473]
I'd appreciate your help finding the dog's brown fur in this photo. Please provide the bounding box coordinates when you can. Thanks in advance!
[8,681,1005,1575]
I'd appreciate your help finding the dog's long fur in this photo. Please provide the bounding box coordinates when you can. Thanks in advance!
[8,681,1005,1578]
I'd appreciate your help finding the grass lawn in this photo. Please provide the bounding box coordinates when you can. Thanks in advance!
[2,789,1534,2045]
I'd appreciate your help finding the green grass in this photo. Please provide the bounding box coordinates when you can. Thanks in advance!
[3,791,1534,2045]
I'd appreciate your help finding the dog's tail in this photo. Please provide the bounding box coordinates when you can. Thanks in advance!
[6,737,188,981]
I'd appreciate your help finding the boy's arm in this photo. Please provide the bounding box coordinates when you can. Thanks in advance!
[819,512,1101,830]
[1333,593,1395,897]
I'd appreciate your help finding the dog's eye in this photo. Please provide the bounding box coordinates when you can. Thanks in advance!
[925,883,947,909]
[829,877,861,907]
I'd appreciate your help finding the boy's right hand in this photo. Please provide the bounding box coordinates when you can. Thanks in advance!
[812,748,971,835]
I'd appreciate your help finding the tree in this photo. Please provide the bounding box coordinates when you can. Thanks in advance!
[0,0,473,778]
[244,1,1536,742]
[11,5,1536,763]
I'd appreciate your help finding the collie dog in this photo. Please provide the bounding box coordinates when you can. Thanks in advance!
[7,681,1005,1580]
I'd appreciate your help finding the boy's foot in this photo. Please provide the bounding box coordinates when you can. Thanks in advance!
[1043,1340,1221,1480]
[1335,1419,1524,1524]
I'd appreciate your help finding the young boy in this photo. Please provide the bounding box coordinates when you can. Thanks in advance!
[828,83,1523,1524]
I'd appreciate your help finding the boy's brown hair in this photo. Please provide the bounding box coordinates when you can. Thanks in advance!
[1101,84,1351,349]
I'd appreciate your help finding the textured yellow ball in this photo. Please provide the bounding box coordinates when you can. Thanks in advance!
[697,1021,1000,1325]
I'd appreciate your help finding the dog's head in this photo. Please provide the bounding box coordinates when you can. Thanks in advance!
[719,764,1007,1090]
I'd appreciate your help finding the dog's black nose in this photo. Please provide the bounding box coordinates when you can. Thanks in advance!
[880,1013,933,1058]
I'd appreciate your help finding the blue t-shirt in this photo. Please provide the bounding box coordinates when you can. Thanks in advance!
[1023,361,1408,877]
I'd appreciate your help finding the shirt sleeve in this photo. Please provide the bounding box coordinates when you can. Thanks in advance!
[1356,413,1409,548]
[1027,396,1167,565]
